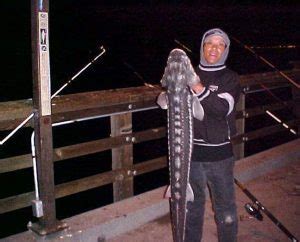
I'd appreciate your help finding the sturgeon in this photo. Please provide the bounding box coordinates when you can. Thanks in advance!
[161,49,196,242]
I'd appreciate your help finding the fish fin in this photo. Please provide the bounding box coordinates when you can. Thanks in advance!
[192,96,204,121]
[157,92,168,109]
[186,183,194,202]
[164,185,171,199]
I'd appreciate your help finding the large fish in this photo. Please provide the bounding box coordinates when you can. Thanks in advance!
[160,49,198,242]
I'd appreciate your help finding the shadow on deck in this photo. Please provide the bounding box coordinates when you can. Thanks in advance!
[3,138,300,242]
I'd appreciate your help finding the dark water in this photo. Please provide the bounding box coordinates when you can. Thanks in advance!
[0,1,299,238]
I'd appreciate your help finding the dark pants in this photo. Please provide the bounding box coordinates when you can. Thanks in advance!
[185,157,238,242]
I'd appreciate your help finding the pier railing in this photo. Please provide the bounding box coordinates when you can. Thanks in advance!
[0,65,299,227]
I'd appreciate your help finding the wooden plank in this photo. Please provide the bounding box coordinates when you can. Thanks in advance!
[0,100,158,131]
[4,112,296,174]
[0,156,167,214]
[231,119,300,144]
[0,192,34,214]
[2,113,298,174]
[0,154,33,173]
[0,127,166,173]
[1,69,299,131]
[133,156,168,176]
[54,127,166,161]
[51,100,157,124]
[0,100,32,121]
[236,101,294,119]
[239,69,300,87]
[55,156,167,199]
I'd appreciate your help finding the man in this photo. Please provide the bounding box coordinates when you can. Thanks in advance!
[186,28,241,242]
[158,28,241,241]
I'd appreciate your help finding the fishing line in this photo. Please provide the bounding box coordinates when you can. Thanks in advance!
[0,46,106,145]
[244,90,297,135]
[116,44,297,136]
[105,44,161,90]
[26,46,159,218]
[231,36,300,89]
[249,44,299,49]
[174,39,298,136]
[230,36,298,135]
[122,61,160,90]
[51,46,106,98]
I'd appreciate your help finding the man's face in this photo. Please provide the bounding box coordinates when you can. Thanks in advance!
[203,35,226,64]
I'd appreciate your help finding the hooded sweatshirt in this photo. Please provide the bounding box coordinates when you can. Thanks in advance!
[192,28,241,162]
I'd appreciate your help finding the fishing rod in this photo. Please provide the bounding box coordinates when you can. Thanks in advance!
[13,45,106,218]
[0,46,106,146]
[231,36,300,89]
[229,36,298,135]
[225,36,299,135]
[235,179,298,242]
[29,47,165,218]
[174,39,298,136]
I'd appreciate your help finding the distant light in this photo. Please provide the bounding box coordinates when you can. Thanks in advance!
[250,45,298,49]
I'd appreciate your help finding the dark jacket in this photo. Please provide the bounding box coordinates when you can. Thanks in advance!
[192,67,241,162]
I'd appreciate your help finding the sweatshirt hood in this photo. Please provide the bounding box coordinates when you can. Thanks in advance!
[200,28,230,71]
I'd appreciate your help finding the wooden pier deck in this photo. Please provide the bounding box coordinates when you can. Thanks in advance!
[109,162,300,242]
[2,138,299,242]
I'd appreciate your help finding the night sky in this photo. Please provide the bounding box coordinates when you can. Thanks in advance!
[1,1,299,102]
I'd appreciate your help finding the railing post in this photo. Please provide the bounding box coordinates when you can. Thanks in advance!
[29,0,67,235]
[110,113,134,202]
[233,92,246,159]
[290,62,300,136]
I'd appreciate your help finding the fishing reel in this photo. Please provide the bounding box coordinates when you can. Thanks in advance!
[244,203,263,221]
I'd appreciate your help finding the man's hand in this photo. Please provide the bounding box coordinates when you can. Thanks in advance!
[186,66,200,87]
[191,82,205,94]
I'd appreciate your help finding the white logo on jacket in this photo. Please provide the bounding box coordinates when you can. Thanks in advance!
[209,85,218,92]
